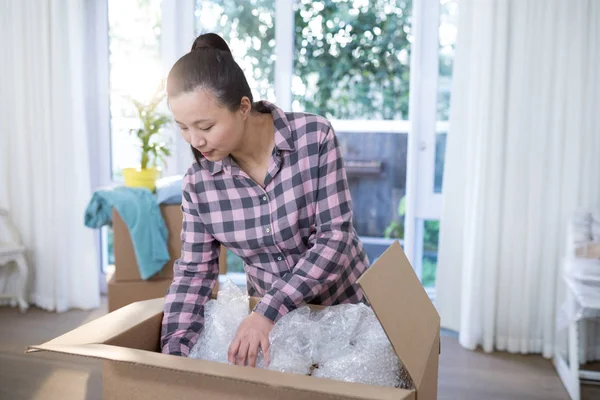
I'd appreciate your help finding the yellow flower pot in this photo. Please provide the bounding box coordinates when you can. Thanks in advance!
[122,167,160,192]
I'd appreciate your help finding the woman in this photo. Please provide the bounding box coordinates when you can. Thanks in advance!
[161,33,370,368]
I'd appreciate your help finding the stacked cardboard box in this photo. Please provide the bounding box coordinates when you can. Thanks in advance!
[109,205,226,312]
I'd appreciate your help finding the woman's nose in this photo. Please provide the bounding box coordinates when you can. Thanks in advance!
[190,133,207,149]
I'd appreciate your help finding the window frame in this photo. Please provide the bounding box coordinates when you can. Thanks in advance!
[160,0,196,177]
[86,0,111,294]
[404,0,443,286]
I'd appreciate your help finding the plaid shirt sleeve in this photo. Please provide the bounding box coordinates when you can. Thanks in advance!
[253,125,354,322]
[160,171,220,356]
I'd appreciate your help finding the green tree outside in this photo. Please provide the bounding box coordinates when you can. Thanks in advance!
[294,0,413,120]
[195,0,412,119]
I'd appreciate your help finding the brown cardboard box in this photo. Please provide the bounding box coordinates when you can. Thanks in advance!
[29,242,440,400]
[107,273,220,312]
[113,205,227,281]
[107,273,172,312]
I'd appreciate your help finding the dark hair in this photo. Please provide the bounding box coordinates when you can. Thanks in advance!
[167,33,253,165]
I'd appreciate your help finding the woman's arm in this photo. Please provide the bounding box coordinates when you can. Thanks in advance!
[161,173,219,356]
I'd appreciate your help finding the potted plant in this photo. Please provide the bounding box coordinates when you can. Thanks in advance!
[122,89,172,192]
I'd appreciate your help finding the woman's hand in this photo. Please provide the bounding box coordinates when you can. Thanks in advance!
[228,312,274,367]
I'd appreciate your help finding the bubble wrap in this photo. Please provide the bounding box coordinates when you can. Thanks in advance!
[257,306,314,374]
[263,303,412,388]
[189,284,411,389]
[312,308,412,388]
[189,280,249,363]
[310,303,371,362]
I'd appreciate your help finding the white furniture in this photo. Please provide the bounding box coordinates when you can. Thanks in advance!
[554,258,600,400]
[0,208,28,312]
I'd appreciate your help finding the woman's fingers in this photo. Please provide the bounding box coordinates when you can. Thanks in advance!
[236,339,250,366]
[228,337,240,365]
[260,336,271,367]
[227,313,274,368]
[247,338,260,368]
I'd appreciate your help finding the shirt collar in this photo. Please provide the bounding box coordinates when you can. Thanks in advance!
[258,101,295,152]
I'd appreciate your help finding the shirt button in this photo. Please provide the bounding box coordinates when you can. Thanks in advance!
[262,195,267,201]
[277,256,283,261]
[265,227,271,233]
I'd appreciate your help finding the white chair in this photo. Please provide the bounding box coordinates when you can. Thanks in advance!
[0,208,28,312]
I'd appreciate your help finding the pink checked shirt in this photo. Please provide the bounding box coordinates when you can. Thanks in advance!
[161,101,369,356]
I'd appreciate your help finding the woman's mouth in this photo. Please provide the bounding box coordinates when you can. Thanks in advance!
[201,150,214,157]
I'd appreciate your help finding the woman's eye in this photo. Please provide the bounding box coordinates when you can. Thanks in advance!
[200,126,213,132]
[179,126,188,131]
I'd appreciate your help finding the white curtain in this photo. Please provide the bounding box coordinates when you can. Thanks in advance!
[436,0,600,357]
[0,0,100,312]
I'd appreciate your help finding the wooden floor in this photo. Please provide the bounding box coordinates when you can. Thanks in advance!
[1,299,599,400]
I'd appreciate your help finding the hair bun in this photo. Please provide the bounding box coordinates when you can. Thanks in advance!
[191,33,232,54]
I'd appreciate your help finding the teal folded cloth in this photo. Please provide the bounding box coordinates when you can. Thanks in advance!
[84,186,170,280]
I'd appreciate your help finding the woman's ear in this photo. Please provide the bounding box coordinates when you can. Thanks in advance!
[239,97,252,119]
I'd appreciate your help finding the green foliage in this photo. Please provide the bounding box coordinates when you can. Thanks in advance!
[196,0,412,119]
[195,0,276,101]
[384,195,406,239]
[384,220,403,239]
[397,194,406,216]
[294,0,413,120]
[382,195,439,286]
[130,90,172,170]
[423,220,439,251]
[421,220,440,287]
[421,257,436,287]
[383,198,439,254]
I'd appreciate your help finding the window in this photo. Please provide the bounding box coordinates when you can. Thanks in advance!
[108,0,165,181]
[433,0,457,193]
[421,219,440,288]
[420,0,457,288]
[437,0,458,121]
[188,0,457,289]
[292,0,411,120]
[100,0,457,291]
[194,0,276,103]
[104,0,166,274]
[434,131,447,193]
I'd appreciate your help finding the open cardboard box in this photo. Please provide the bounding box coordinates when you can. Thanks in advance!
[28,242,440,400]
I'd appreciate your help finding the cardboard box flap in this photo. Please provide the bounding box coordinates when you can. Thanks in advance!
[357,241,440,390]
[27,298,165,351]
[28,343,413,400]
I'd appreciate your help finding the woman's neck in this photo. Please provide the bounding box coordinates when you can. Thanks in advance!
[231,111,274,167]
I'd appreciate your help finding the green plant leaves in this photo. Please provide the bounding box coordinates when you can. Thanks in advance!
[128,88,172,170]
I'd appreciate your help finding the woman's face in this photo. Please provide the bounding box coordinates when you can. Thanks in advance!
[169,88,248,162]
